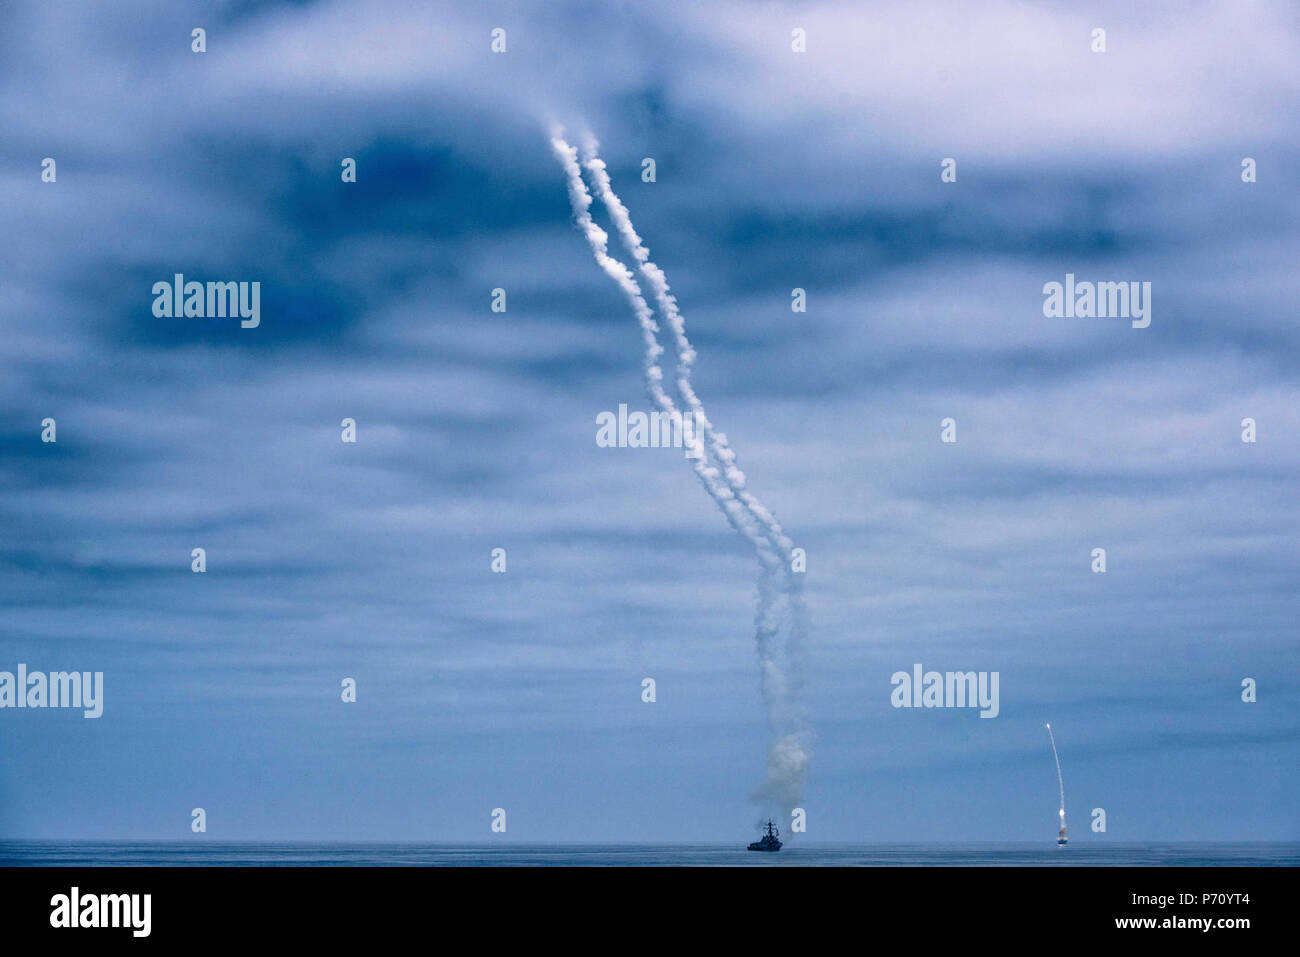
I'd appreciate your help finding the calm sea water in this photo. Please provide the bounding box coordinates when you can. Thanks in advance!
[0,842,1294,866]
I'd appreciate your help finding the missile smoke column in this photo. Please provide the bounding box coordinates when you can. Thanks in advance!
[551,129,810,817]
[1046,722,1067,840]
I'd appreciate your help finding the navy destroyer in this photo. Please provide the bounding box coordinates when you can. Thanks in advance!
[747,821,782,852]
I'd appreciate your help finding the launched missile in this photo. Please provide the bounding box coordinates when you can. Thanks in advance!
[1046,723,1068,846]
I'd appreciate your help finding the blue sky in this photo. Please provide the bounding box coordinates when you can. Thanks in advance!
[1,0,1297,842]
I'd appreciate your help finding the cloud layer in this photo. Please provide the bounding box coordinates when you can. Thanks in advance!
[1,0,1296,841]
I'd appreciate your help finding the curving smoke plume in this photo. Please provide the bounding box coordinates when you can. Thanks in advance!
[552,129,810,818]
[1046,722,1067,836]
[549,134,775,561]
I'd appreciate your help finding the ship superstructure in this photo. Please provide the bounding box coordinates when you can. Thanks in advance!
[747,820,782,852]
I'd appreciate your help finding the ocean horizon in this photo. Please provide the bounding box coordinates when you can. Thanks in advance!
[2,841,1295,867]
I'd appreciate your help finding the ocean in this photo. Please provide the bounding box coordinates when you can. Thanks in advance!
[1,841,1294,867]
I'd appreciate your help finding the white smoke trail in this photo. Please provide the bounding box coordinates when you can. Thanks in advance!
[578,139,810,811]
[549,133,780,568]
[578,141,812,771]
[579,139,798,564]
[1046,722,1066,829]
[554,129,809,815]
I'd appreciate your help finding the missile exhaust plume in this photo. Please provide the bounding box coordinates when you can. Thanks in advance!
[577,137,810,808]
[548,133,777,564]
[1046,722,1066,829]
[552,129,810,815]
[578,138,801,566]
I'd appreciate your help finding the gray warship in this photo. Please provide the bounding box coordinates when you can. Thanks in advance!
[747,820,782,852]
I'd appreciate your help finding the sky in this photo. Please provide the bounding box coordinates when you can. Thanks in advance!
[0,0,1297,843]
